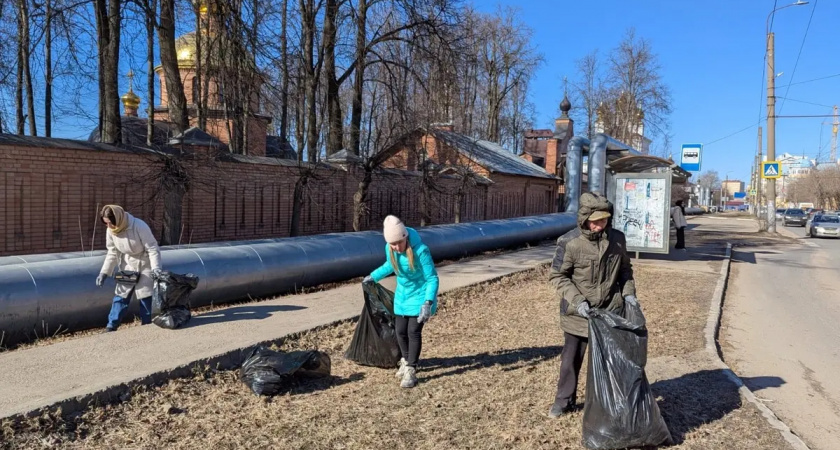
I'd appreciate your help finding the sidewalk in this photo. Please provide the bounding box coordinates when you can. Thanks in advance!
[0,245,556,420]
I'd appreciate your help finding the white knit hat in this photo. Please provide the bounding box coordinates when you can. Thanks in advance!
[383,215,409,244]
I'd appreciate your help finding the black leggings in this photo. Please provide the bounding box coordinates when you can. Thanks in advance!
[395,315,425,367]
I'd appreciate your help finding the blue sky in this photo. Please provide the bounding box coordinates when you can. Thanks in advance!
[478,0,840,184]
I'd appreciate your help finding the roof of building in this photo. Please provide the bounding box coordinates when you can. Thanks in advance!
[429,129,555,179]
[266,136,298,160]
[87,116,178,148]
[169,127,227,148]
[607,154,692,184]
[1,132,166,155]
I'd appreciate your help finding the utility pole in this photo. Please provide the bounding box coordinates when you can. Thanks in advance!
[766,31,777,232]
[832,105,838,163]
[756,127,762,218]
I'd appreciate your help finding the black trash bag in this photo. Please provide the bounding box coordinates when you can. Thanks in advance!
[240,346,332,396]
[581,302,672,449]
[153,306,191,330]
[152,271,199,329]
[344,282,401,368]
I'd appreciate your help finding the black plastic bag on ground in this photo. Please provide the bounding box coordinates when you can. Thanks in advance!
[152,271,199,329]
[344,282,401,368]
[240,346,332,396]
[153,306,191,329]
[582,302,672,449]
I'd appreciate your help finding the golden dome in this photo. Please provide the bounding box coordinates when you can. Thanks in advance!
[175,32,197,63]
[121,90,141,108]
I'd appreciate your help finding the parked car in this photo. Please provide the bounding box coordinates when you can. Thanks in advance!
[783,208,808,227]
[808,214,840,238]
[775,208,786,221]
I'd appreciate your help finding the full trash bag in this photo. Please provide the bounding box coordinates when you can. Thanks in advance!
[240,346,332,396]
[344,282,401,368]
[152,271,199,329]
[581,302,672,449]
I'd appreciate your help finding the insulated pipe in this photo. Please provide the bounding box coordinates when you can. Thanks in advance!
[588,133,608,195]
[0,213,577,346]
[565,136,588,213]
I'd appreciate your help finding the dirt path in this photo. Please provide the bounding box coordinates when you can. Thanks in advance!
[2,262,791,449]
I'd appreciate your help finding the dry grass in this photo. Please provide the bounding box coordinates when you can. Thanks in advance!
[1,261,791,450]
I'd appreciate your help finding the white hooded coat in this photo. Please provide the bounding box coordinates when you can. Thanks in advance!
[99,213,162,299]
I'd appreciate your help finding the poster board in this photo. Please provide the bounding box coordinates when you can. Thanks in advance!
[610,173,672,254]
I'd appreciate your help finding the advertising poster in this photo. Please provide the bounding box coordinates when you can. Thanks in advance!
[613,175,670,253]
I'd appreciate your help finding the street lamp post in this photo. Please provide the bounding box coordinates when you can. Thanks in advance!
[765,0,809,232]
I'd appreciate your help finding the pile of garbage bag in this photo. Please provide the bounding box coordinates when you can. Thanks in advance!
[582,302,672,449]
[152,271,199,329]
[345,282,401,368]
[240,346,332,396]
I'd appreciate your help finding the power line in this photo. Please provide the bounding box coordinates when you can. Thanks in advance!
[775,114,837,118]
[779,0,817,114]
[776,96,834,108]
[704,121,761,147]
[777,72,840,88]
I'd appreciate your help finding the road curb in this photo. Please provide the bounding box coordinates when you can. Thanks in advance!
[704,243,811,450]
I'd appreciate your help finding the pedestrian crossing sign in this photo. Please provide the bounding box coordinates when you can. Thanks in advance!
[762,161,781,179]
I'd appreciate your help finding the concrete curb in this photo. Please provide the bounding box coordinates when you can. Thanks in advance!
[704,243,811,450]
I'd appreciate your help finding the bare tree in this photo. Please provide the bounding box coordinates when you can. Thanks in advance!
[157,0,187,133]
[94,0,121,143]
[571,50,605,140]
[697,170,721,189]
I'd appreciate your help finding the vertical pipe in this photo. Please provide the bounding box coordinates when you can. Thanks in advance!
[565,137,587,212]
[588,133,608,195]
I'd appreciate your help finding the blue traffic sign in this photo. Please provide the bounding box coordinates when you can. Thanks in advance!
[762,161,781,179]
[680,144,702,172]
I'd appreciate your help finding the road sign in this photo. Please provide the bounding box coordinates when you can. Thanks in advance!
[749,189,757,196]
[762,161,781,179]
[680,144,702,172]
[734,192,747,199]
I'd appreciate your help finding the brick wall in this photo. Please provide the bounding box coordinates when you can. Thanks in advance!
[1,140,557,256]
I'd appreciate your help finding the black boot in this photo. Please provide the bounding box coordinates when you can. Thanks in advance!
[548,400,576,418]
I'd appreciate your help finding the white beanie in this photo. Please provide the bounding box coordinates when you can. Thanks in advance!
[383,215,409,244]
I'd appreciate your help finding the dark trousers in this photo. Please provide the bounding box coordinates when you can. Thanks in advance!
[554,332,589,406]
[107,290,152,330]
[395,315,425,367]
[675,226,686,249]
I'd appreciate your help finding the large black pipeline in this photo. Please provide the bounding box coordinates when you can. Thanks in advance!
[0,213,577,346]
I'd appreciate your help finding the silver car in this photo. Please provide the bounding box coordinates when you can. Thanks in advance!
[808,215,840,238]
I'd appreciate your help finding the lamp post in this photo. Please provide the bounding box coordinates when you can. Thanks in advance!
[765,0,809,232]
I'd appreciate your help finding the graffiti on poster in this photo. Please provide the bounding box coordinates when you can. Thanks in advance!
[613,178,667,251]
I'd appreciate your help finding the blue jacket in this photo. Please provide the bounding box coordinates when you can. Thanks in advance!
[370,228,439,316]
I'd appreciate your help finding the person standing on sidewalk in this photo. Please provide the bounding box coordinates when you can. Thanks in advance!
[364,215,439,388]
[547,192,637,417]
[671,200,688,250]
[96,205,162,332]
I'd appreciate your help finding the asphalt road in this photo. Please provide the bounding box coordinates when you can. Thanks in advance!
[724,219,840,450]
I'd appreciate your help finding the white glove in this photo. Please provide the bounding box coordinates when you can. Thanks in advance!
[577,301,591,319]
[362,275,373,285]
[625,295,639,306]
[417,301,433,324]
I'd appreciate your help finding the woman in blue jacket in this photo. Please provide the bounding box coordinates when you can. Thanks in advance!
[364,215,439,388]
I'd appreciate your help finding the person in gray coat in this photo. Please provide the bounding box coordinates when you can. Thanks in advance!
[96,205,162,331]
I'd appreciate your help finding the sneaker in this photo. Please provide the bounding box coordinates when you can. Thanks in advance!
[400,366,417,388]
[547,401,575,418]
[104,326,116,333]
[395,358,408,379]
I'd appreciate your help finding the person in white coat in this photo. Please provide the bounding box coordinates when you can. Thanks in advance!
[671,200,688,250]
[96,205,162,331]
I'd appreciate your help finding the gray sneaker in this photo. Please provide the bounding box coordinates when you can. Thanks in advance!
[395,358,408,379]
[400,366,417,388]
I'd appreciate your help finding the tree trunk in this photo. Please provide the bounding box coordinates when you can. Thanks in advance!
[94,0,122,144]
[295,65,305,162]
[194,2,205,130]
[15,2,24,135]
[290,174,308,236]
[158,0,188,133]
[44,0,52,137]
[279,0,289,143]
[146,0,156,145]
[323,0,341,155]
[300,0,319,162]
[21,0,36,136]
[348,0,367,156]
[352,164,373,231]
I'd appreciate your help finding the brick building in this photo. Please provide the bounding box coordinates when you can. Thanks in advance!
[0,11,561,257]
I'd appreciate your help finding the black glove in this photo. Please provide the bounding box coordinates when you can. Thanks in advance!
[95,273,108,287]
